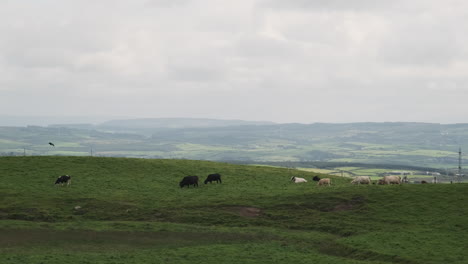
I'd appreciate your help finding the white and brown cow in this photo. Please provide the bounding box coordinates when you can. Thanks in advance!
[317,178,331,186]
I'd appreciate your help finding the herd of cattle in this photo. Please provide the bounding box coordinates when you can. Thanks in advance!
[53,173,419,188]
[351,175,404,185]
[291,175,406,186]
[53,173,222,188]
[179,173,222,188]
[290,176,332,186]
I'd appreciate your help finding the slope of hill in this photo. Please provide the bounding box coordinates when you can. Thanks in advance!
[1,156,467,264]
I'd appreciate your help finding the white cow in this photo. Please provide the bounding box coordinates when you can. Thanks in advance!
[351,176,372,185]
[382,175,401,185]
[291,176,307,183]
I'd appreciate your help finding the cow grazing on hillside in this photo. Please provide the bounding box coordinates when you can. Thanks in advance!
[312,176,321,182]
[179,176,199,188]
[204,173,222,184]
[317,178,331,186]
[55,175,71,186]
[290,176,307,183]
[421,180,428,184]
[351,176,372,185]
[381,175,401,185]
[377,179,385,185]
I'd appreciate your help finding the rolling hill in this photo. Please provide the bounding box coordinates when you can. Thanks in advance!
[1,156,467,263]
[1,119,468,169]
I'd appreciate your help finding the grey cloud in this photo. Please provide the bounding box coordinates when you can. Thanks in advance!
[235,35,300,58]
[145,0,190,8]
[259,0,398,12]
[377,13,466,67]
[1,1,468,123]
[166,63,227,83]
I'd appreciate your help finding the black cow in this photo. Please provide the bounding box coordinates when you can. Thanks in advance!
[179,176,199,188]
[55,175,71,186]
[312,176,321,182]
[204,173,222,184]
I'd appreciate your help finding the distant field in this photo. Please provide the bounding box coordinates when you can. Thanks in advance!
[297,168,336,174]
[2,123,468,167]
[1,156,467,264]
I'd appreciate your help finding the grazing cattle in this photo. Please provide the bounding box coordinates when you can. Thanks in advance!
[290,176,307,183]
[179,176,199,188]
[55,175,71,186]
[421,180,428,184]
[381,175,401,185]
[377,179,385,185]
[317,178,331,186]
[312,176,321,182]
[204,173,222,184]
[351,176,372,185]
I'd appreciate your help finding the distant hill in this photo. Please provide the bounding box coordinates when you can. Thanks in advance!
[0,115,118,127]
[49,118,276,134]
[98,118,276,130]
[1,119,468,168]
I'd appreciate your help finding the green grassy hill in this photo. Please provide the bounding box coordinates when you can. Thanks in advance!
[1,157,467,264]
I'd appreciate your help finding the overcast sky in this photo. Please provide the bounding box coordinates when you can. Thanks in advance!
[1,0,467,124]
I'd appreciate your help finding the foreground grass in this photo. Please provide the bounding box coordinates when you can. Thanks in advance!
[1,156,467,263]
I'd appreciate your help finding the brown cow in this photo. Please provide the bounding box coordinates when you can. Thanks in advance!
[317,178,331,186]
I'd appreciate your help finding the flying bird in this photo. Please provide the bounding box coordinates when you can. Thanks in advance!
[49,142,55,147]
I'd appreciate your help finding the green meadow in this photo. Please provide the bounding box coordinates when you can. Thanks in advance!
[1,156,467,264]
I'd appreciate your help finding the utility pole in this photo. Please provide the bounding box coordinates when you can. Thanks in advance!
[458,147,462,183]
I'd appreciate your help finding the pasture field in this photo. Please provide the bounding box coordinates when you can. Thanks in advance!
[1,156,468,264]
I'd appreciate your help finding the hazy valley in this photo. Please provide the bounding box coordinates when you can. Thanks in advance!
[1,118,467,174]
